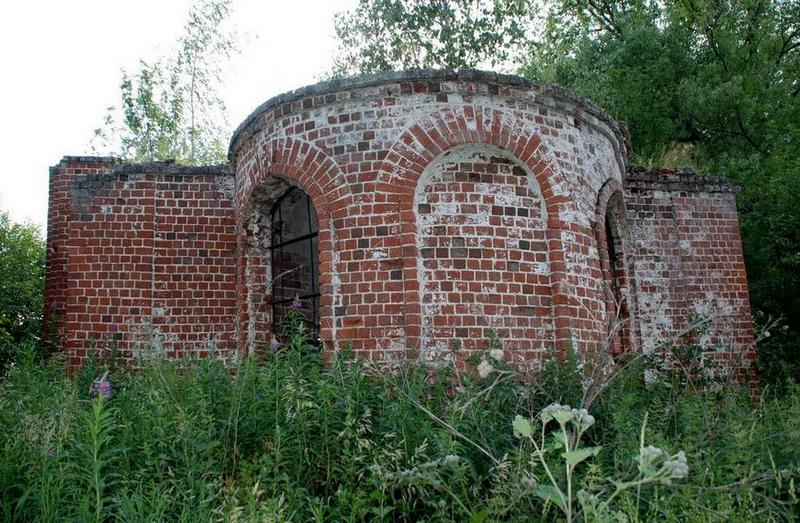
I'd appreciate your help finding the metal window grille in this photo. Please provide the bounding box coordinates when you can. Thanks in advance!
[269,187,320,333]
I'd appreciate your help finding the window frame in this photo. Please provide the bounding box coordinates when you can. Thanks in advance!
[269,186,320,332]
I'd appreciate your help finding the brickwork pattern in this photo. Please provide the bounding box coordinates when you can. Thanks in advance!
[416,145,552,360]
[45,70,755,374]
[47,159,236,368]
[45,157,117,346]
[624,167,756,374]
[231,71,627,362]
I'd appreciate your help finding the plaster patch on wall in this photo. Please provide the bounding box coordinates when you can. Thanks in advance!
[414,143,552,359]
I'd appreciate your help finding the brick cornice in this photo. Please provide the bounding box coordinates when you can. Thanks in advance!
[229,68,628,162]
[625,165,738,194]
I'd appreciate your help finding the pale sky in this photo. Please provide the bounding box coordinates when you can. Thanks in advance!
[0,0,355,230]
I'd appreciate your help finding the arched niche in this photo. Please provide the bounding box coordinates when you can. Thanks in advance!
[595,181,637,355]
[413,143,555,362]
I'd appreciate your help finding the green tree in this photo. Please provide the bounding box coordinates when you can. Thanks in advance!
[333,0,800,383]
[331,0,533,76]
[0,210,45,371]
[92,0,237,164]
[523,0,800,382]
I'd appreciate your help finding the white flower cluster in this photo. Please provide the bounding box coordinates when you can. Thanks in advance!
[384,454,462,485]
[540,403,595,429]
[574,408,596,429]
[540,402,571,423]
[638,445,689,484]
[640,445,664,462]
[477,349,505,379]
[477,359,494,378]
[662,451,689,483]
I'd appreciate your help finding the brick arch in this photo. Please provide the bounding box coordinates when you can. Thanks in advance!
[247,136,354,223]
[595,179,625,230]
[376,105,574,354]
[593,178,639,353]
[237,136,354,357]
[412,143,556,361]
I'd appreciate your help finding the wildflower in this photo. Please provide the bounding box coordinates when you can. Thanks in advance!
[764,330,771,338]
[661,451,689,483]
[89,371,112,400]
[291,296,303,310]
[520,476,537,490]
[477,358,494,379]
[638,445,666,476]
[443,454,460,467]
[47,449,55,458]
[489,348,504,361]
[540,402,571,424]
[574,407,595,428]
[640,445,665,463]
[513,415,533,438]
[269,337,281,350]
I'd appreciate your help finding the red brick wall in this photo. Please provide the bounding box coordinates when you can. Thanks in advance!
[46,70,755,375]
[624,167,756,376]
[595,179,638,356]
[416,145,553,362]
[45,157,117,349]
[231,71,629,364]
[46,158,237,368]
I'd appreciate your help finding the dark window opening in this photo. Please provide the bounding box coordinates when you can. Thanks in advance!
[605,207,628,353]
[270,187,320,334]
[605,217,621,303]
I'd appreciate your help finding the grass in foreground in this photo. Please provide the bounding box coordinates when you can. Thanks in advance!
[1,322,798,521]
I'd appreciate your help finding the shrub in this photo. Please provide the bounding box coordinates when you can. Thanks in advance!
[0,317,798,521]
[0,211,45,374]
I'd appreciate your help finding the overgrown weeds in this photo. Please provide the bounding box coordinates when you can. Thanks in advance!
[0,317,798,521]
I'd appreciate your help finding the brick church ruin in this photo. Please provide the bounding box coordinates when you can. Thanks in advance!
[45,70,756,372]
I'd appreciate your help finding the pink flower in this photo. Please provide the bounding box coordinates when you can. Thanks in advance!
[90,372,112,400]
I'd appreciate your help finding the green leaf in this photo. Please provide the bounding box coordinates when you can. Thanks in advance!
[469,510,489,523]
[552,409,574,426]
[533,484,566,511]
[513,415,532,438]
[563,446,601,467]
[546,432,566,452]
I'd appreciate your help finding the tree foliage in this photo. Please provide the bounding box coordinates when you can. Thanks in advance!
[92,0,236,164]
[331,0,533,76]
[0,210,45,371]
[333,0,800,382]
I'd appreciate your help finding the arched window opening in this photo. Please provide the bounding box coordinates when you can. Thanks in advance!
[270,187,320,333]
[604,197,629,354]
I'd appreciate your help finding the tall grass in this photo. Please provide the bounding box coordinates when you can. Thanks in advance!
[0,319,798,521]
